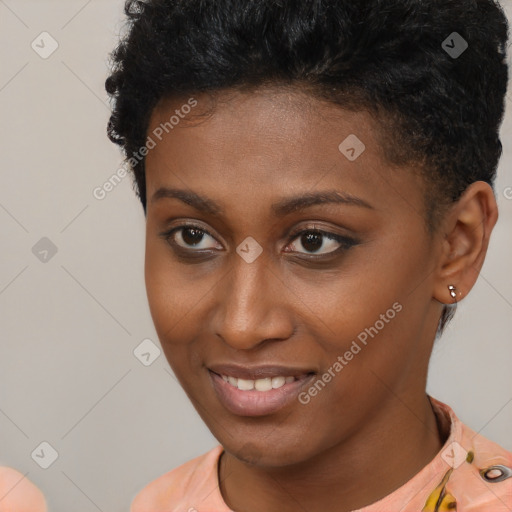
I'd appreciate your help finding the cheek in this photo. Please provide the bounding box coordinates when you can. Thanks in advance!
[144,248,202,379]
[144,236,221,353]
[311,231,430,359]
[144,238,190,342]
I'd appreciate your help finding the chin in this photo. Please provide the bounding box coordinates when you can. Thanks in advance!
[225,437,315,468]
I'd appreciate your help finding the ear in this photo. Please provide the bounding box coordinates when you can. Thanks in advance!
[433,181,499,305]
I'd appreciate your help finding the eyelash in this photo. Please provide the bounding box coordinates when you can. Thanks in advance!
[158,222,359,259]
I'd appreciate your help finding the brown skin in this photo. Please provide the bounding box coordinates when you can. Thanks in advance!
[143,86,498,512]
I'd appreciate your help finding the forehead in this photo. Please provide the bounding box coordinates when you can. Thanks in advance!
[144,87,425,221]
[147,87,377,164]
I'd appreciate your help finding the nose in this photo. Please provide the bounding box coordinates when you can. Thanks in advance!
[211,254,295,351]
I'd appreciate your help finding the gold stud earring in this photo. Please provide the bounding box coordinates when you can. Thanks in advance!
[448,284,457,300]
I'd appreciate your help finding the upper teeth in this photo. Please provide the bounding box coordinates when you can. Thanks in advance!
[221,374,296,391]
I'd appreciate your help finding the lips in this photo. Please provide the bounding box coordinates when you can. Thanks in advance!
[208,363,316,416]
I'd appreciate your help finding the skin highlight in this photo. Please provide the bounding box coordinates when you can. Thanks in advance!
[143,86,498,512]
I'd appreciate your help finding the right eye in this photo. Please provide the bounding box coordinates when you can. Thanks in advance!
[159,224,222,251]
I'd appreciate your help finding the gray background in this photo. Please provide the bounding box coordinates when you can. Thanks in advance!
[0,1,511,511]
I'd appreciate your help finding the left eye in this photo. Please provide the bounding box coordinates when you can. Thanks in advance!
[286,229,355,256]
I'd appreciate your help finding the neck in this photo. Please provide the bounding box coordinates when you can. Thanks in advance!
[219,394,445,512]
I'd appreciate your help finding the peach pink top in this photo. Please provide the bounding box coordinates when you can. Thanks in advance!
[131,397,512,511]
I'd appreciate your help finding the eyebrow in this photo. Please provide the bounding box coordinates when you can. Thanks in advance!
[150,187,374,216]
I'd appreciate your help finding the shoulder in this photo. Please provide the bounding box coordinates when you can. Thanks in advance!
[0,467,47,512]
[130,445,224,512]
[441,403,512,510]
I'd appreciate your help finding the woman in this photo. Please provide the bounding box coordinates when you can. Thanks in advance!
[105,0,512,510]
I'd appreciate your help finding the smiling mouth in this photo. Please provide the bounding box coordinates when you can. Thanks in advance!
[207,364,317,417]
[208,368,316,416]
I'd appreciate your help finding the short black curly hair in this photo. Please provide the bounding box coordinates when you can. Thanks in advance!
[105,0,509,335]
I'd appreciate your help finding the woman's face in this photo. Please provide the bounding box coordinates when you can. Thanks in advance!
[144,87,445,466]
